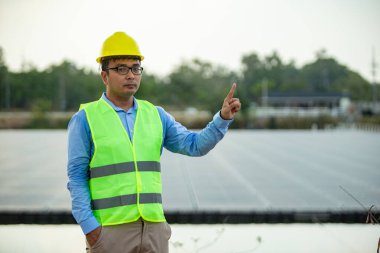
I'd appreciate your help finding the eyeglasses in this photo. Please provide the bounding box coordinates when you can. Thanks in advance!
[106,65,144,75]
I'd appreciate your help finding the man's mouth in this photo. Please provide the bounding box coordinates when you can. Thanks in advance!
[123,84,136,88]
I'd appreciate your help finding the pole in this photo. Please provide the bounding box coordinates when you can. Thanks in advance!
[372,47,377,104]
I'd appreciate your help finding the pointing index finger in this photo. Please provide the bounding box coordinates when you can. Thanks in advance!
[227,83,236,99]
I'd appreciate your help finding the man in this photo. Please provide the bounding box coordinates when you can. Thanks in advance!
[67,31,241,253]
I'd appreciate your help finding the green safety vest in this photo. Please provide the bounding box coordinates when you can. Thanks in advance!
[80,98,165,226]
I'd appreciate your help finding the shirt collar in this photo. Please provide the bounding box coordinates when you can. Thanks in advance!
[101,92,138,113]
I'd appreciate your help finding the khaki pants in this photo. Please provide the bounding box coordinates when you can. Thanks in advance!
[86,219,171,253]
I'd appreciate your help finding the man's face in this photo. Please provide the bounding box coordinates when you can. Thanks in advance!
[101,58,142,99]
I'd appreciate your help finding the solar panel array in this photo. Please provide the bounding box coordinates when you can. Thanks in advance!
[0,130,379,215]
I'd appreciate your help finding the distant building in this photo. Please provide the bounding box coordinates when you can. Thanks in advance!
[255,91,352,118]
[263,92,349,108]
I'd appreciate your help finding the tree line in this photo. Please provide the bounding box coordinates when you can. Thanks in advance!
[0,47,372,114]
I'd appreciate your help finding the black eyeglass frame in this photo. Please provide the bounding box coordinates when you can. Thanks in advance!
[105,65,144,75]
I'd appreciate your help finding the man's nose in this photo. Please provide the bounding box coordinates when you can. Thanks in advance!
[125,70,135,79]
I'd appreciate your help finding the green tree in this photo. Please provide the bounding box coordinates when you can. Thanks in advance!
[241,51,307,101]
[280,60,308,91]
[136,71,164,105]
[46,61,102,111]
[8,67,50,109]
[0,47,10,110]
[302,50,371,99]
[167,59,235,112]
[241,52,266,101]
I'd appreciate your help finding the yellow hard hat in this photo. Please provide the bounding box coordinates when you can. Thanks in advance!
[96,32,144,63]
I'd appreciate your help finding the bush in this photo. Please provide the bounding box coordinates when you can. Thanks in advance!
[28,99,52,128]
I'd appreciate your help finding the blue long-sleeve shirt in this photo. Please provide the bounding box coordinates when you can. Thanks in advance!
[67,93,232,234]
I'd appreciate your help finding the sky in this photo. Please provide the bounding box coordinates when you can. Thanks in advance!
[0,0,379,82]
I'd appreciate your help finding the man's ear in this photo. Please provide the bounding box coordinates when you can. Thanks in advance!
[101,71,108,85]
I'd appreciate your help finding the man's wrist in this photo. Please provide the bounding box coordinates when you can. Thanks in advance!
[214,111,233,129]
[219,111,231,120]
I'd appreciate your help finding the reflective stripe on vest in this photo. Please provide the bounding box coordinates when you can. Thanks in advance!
[90,161,161,179]
[92,193,162,210]
[81,98,165,226]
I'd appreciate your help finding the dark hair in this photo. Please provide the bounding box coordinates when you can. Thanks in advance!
[100,55,141,71]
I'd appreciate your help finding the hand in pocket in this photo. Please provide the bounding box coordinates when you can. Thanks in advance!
[86,226,102,247]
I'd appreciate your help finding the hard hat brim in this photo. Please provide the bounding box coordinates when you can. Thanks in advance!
[96,55,144,63]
